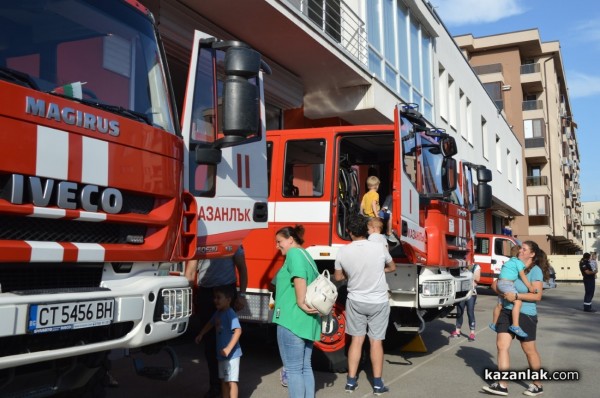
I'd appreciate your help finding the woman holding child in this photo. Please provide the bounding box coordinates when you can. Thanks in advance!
[482,241,550,397]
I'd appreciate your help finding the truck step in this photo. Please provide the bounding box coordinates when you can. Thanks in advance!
[393,323,421,332]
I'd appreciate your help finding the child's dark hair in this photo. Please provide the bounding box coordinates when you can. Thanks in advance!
[276,225,305,245]
[213,285,236,301]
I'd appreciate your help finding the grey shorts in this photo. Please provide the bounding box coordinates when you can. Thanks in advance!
[345,299,390,340]
[218,356,240,382]
[497,279,517,294]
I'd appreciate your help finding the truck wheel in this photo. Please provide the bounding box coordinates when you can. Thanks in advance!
[312,302,349,373]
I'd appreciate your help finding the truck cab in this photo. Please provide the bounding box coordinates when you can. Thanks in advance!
[474,233,520,286]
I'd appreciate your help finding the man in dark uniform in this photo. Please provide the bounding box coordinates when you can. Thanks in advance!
[579,253,598,312]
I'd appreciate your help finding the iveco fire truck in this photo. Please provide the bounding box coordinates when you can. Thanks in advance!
[238,104,491,371]
[0,0,268,395]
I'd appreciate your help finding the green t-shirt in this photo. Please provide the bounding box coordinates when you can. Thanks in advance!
[272,248,321,341]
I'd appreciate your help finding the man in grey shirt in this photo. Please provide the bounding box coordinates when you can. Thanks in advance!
[334,215,396,395]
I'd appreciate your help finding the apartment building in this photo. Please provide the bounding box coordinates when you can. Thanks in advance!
[455,30,582,254]
[143,0,523,227]
[582,201,600,254]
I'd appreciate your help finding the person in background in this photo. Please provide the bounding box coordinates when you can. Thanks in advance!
[195,285,242,398]
[482,241,549,397]
[450,261,481,341]
[185,246,248,398]
[579,252,598,312]
[272,225,321,398]
[334,214,396,395]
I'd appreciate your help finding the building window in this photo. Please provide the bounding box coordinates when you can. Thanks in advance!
[515,159,520,189]
[366,0,433,119]
[495,135,501,172]
[528,195,548,215]
[467,98,473,145]
[482,117,488,159]
[439,64,447,121]
[507,149,512,182]
[307,0,342,42]
[448,74,456,129]
[483,81,503,111]
[459,89,467,140]
[524,119,545,138]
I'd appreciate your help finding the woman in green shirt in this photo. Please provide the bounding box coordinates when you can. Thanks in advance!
[273,225,321,398]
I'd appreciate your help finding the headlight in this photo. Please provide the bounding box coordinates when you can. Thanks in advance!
[155,288,192,321]
[421,281,452,297]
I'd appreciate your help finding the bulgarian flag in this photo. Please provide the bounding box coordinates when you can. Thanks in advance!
[52,81,86,100]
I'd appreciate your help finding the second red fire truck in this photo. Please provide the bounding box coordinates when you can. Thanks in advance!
[239,104,492,371]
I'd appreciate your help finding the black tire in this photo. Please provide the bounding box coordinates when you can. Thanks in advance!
[312,344,348,373]
[313,287,349,373]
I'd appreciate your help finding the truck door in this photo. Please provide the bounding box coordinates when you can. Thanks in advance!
[393,106,425,256]
[181,31,269,257]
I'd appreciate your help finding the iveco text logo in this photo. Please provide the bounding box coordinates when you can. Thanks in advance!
[25,96,120,137]
[6,174,123,214]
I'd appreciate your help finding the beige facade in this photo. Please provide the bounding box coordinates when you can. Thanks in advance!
[582,201,600,254]
[455,30,582,254]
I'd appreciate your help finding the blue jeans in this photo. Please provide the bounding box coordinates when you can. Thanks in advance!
[277,325,315,398]
[456,295,477,330]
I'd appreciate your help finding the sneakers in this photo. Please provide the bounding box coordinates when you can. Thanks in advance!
[482,382,508,396]
[523,383,544,396]
[450,330,461,338]
[508,325,528,338]
[468,332,475,341]
[386,234,399,244]
[373,385,389,396]
[344,383,358,393]
[279,368,288,387]
[489,323,497,332]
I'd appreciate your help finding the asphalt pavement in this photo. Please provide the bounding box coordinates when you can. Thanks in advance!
[107,283,599,397]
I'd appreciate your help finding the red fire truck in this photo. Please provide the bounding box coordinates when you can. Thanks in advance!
[0,0,268,395]
[239,104,492,371]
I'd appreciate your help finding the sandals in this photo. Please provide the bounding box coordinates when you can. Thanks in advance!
[508,325,528,338]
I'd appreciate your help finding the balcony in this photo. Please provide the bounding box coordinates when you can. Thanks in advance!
[473,63,503,75]
[522,100,543,111]
[520,64,542,92]
[526,176,548,186]
[529,215,550,226]
[181,0,389,123]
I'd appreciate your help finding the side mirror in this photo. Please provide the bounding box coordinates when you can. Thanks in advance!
[478,183,492,209]
[221,47,261,142]
[477,167,493,183]
[440,136,458,157]
[442,157,457,192]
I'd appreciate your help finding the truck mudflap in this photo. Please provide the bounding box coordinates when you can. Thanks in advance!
[0,267,191,370]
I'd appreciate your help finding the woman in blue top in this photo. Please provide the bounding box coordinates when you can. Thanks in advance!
[482,241,550,397]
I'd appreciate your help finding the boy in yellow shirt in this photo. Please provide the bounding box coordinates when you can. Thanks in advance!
[360,176,380,218]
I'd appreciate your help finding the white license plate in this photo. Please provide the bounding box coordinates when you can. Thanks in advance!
[28,299,114,334]
[460,280,471,291]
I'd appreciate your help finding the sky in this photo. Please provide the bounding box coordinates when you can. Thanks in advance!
[433,0,600,202]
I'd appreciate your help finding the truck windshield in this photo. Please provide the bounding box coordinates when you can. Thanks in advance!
[401,116,446,196]
[0,0,175,133]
